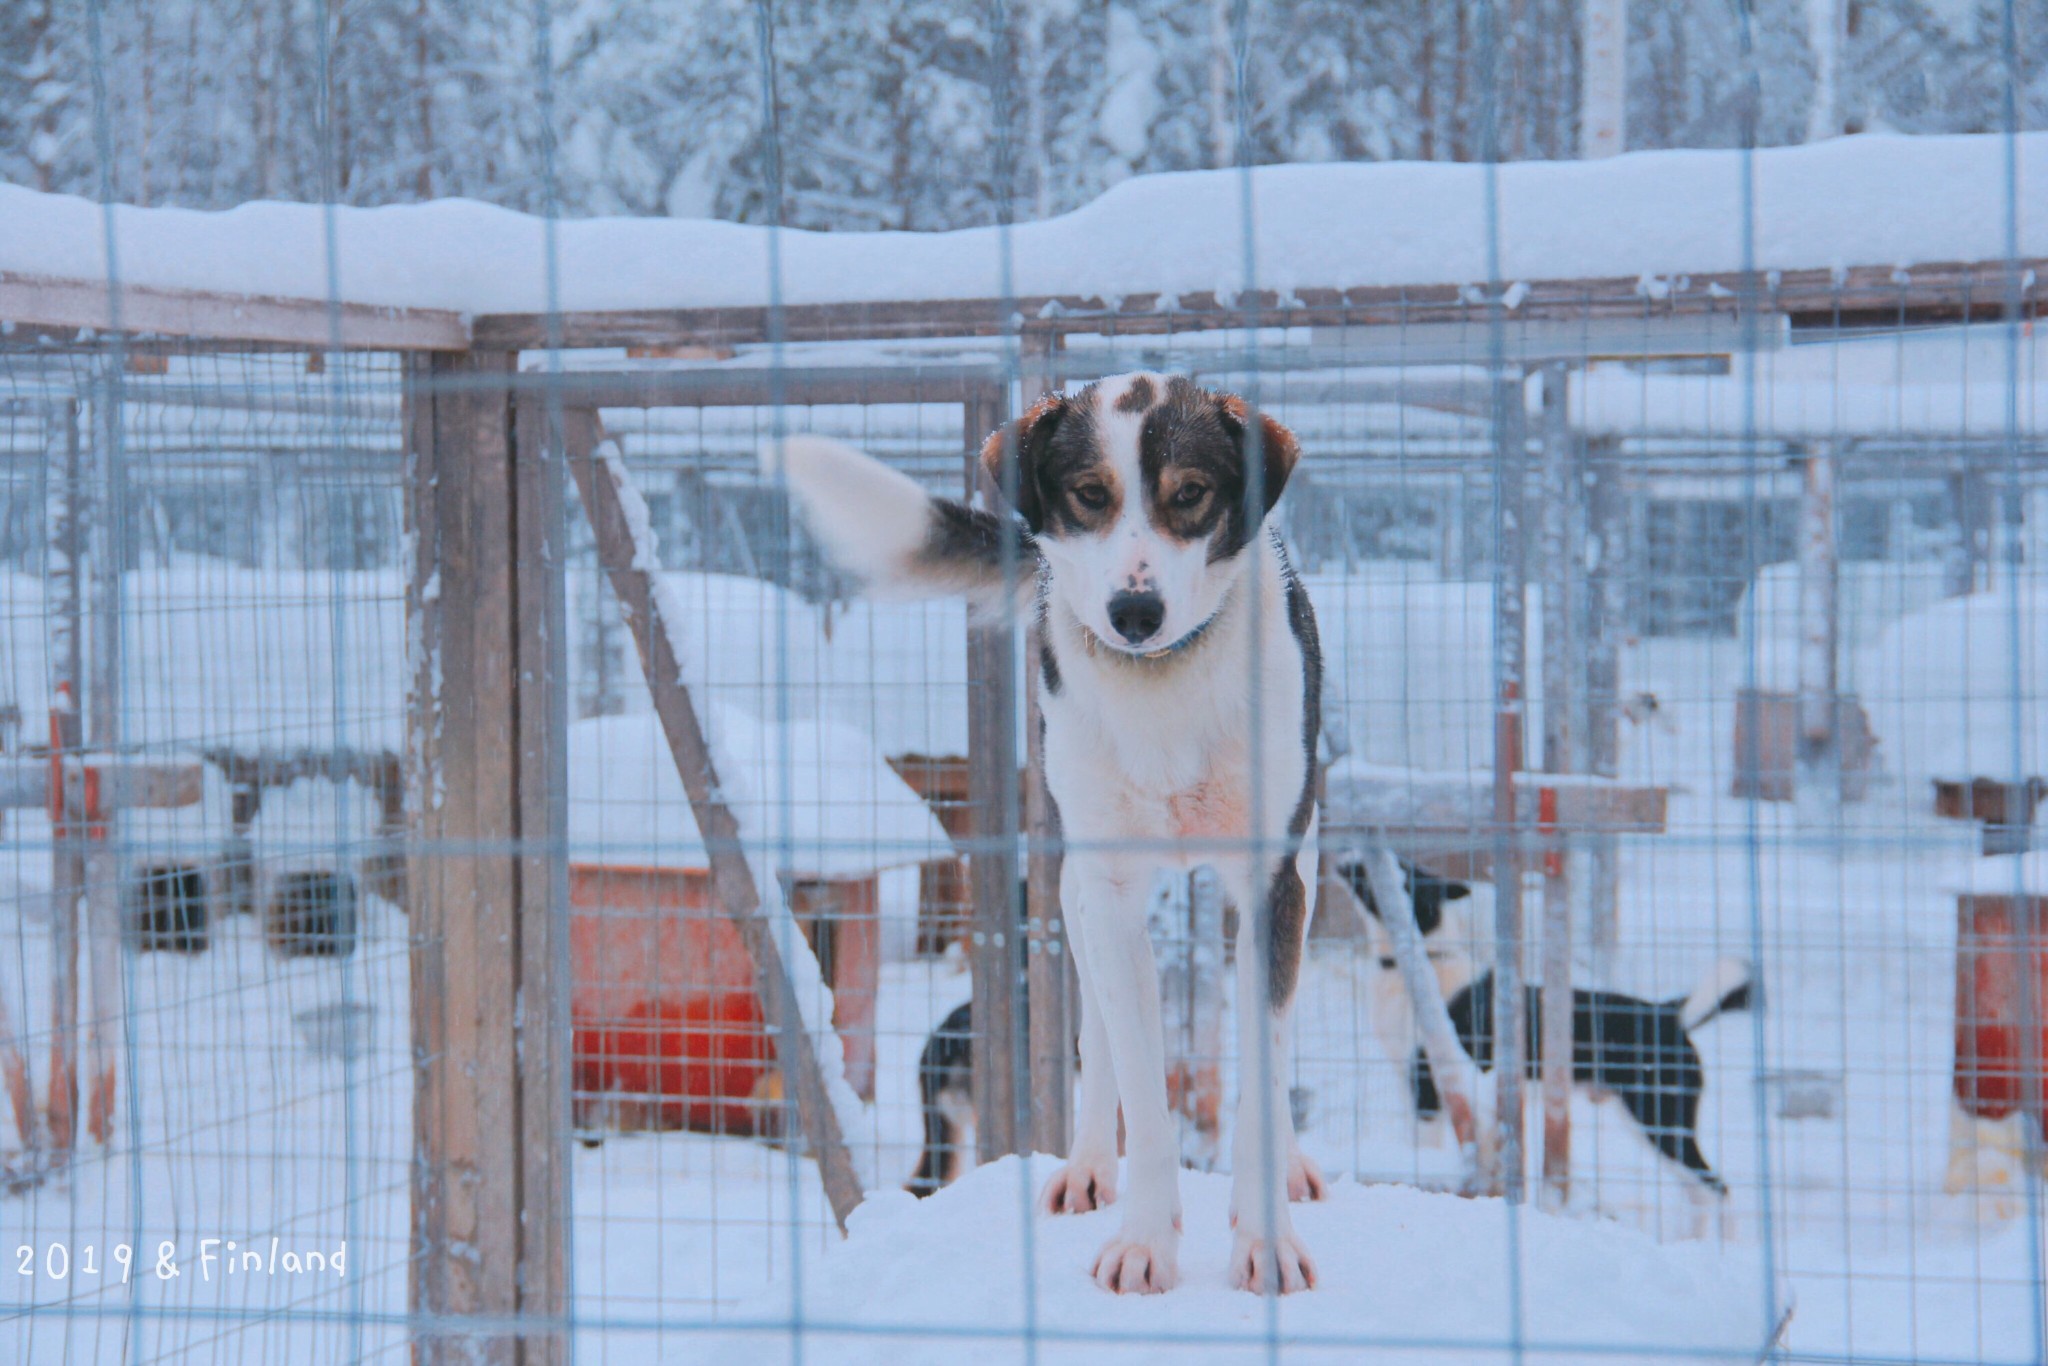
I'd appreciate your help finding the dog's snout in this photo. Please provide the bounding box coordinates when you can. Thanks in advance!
[1107,591,1165,645]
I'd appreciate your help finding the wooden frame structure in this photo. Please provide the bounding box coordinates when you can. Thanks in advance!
[4,252,2041,1354]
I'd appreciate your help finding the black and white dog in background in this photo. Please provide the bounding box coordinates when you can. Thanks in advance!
[770,372,1327,1295]
[907,999,976,1198]
[1335,857,1756,1193]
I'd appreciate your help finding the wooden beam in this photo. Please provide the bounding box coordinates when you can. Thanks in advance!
[468,259,2045,351]
[1323,767,1667,838]
[1581,439,1627,962]
[1536,363,1575,1210]
[1024,620,1070,1160]
[558,407,866,1231]
[1490,371,1531,1204]
[499,367,1007,409]
[965,386,1024,1164]
[405,350,568,1366]
[5,257,2033,355]
[0,760,204,810]
[1,272,469,351]
[43,396,83,1161]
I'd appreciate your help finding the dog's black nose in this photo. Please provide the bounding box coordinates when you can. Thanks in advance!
[1107,591,1165,645]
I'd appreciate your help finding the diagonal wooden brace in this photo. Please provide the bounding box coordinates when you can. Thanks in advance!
[555,405,865,1232]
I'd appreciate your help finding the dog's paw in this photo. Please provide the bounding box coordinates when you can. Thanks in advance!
[1286,1149,1329,1202]
[1229,1228,1317,1295]
[1091,1227,1180,1295]
[1041,1154,1119,1214]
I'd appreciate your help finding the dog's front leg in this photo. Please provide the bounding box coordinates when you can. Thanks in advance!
[1039,909,1121,1214]
[1063,854,1181,1294]
[1224,845,1324,1294]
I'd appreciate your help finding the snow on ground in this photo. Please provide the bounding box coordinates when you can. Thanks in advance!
[684,1157,1772,1366]
[5,560,2048,1361]
[2,134,2043,316]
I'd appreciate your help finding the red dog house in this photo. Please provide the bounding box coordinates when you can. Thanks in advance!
[570,863,880,1137]
[1953,864,2048,1129]
[566,709,945,1138]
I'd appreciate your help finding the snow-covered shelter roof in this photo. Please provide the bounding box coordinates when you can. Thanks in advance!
[3,134,2042,323]
[567,710,951,881]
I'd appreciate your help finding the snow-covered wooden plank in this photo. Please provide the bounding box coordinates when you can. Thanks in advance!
[559,403,867,1232]
[1322,762,1668,839]
[0,270,468,350]
[0,759,205,811]
[10,137,2041,322]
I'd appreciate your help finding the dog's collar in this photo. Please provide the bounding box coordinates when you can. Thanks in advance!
[1074,591,1230,664]
[1136,612,1219,660]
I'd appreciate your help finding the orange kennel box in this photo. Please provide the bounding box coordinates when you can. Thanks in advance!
[1954,884,2048,1131]
[570,862,879,1137]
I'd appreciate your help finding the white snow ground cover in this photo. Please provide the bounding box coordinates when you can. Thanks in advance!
[690,1157,1772,1366]
[4,549,2048,1361]
[2,133,2042,316]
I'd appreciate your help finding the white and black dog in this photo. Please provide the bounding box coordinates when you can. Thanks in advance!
[769,372,1326,1294]
[1335,858,1755,1193]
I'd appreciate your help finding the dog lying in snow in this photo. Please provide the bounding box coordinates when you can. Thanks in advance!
[770,372,1327,1294]
[1334,858,1754,1192]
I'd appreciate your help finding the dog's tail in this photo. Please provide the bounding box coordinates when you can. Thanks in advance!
[1672,957,1757,1031]
[762,435,1034,618]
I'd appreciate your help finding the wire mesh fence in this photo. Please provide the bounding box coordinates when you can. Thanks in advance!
[2,3,2047,1364]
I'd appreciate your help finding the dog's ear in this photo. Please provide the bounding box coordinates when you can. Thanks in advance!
[1219,394,1301,514]
[1443,881,1471,902]
[979,393,1066,533]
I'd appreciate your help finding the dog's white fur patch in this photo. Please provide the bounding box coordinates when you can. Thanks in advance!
[761,434,932,591]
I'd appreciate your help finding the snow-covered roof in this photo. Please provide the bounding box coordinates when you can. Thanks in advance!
[3,134,2042,317]
[567,709,951,880]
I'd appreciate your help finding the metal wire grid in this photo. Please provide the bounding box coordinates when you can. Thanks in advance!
[0,0,2043,1362]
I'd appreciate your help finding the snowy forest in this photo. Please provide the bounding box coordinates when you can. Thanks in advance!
[3,0,2042,232]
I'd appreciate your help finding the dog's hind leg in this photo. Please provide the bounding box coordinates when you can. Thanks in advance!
[1040,926,1123,1215]
[1224,843,1324,1295]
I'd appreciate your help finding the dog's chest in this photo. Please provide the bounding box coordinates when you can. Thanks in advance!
[1044,685,1262,839]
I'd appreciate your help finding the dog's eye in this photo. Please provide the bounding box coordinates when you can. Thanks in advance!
[1072,483,1110,510]
[1173,482,1209,508]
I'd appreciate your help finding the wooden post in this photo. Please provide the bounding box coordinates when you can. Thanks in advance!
[1579,0,1627,158]
[1583,439,1626,965]
[43,396,83,1159]
[404,352,569,1366]
[1024,623,1071,1157]
[1796,442,1840,800]
[561,413,865,1230]
[1490,372,1530,1203]
[966,385,1023,1163]
[1018,343,1072,1160]
[83,362,125,1144]
[1537,364,1575,1208]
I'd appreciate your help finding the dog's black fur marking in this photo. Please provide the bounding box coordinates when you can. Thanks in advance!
[907,1000,974,1197]
[1114,374,1156,412]
[1410,971,1753,1193]
[918,499,1014,575]
[1264,545,1322,1012]
[981,394,1084,535]
[1036,592,1063,696]
[1338,857,1472,944]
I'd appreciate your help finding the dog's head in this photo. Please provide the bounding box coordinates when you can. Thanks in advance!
[980,372,1299,655]
[1339,857,1470,940]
